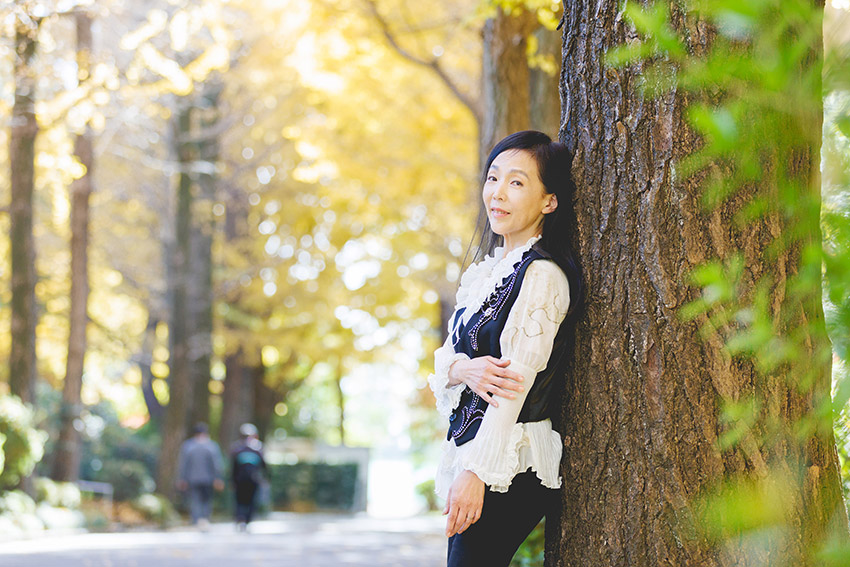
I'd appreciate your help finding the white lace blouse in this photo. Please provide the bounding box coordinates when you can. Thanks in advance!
[429,236,571,499]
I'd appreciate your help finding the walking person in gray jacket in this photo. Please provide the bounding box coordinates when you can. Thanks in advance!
[176,423,224,530]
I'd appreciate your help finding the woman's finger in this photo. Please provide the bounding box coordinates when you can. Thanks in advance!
[493,365,523,382]
[496,376,523,394]
[446,503,462,537]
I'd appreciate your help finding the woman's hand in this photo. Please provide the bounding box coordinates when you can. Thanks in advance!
[448,356,524,408]
[444,470,485,537]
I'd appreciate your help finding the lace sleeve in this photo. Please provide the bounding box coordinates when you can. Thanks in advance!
[456,260,570,489]
[427,336,469,419]
[499,260,570,371]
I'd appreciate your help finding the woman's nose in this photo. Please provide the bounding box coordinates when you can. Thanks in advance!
[492,181,507,200]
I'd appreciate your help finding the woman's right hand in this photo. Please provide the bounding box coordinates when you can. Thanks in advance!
[447,356,524,408]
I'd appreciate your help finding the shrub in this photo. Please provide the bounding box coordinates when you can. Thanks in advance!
[96,459,155,501]
[34,478,82,509]
[0,395,47,488]
[133,493,178,528]
[0,490,43,533]
[415,478,439,512]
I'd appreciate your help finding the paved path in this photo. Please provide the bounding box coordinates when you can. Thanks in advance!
[0,513,448,567]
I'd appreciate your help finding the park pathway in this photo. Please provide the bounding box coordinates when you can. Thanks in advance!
[0,512,447,567]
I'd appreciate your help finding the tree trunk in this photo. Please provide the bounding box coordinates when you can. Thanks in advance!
[480,5,537,165]
[252,361,275,442]
[9,15,40,405]
[218,177,251,450]
[188,86,220,428]
[53,12,94,483]
[156,104,194,497]
[139,316,165,421]
[333,357,346,445]
[554,2,847,566]
[220,349,254,452]
[529,18,562,139]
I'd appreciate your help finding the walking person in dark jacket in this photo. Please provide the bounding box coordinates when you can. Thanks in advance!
[230,423,267,531]
[176,422,225,531]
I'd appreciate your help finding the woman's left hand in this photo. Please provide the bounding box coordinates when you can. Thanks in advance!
[443,470,485,537]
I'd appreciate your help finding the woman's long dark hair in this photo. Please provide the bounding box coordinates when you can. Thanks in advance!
[467,130,584,319]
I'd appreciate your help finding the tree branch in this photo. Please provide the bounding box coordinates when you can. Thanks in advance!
[361,0,483,126]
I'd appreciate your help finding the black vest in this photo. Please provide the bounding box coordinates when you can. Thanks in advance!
[446,244,569,446]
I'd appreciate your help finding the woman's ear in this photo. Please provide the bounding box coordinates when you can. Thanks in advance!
[543,194,558,214]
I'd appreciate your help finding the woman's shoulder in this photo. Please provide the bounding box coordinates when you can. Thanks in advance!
[526,256,569,287]
[522,259,570,311]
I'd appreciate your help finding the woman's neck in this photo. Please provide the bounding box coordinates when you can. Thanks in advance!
[501,232,541,254]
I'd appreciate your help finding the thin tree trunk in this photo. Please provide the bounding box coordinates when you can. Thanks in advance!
[252,361,275,442]
[9,15,40,406]
[218,180,251,450]
[554,2,847,566]
[188,86,220,428]
[333,357,345,445]
[53,11,93,483]
[139,316,165,421]
[220,349,254,452]
[156,103,194,498]
[188,214,212,426]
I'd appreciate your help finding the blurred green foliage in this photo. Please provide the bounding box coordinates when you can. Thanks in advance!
[0,395,48,488]
[133,493,179,528]
[415,478,440,512]
[510,519,545,567]
[267,462,358,511]
[0,479,86,536]
[97,460,155,502]
[34,477,82,509]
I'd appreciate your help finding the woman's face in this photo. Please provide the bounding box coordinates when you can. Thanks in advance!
[482,149,557,251]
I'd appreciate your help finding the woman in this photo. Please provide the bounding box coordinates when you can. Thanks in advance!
[429,130,582,567]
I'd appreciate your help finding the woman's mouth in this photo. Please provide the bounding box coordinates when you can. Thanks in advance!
[490,207,509,218]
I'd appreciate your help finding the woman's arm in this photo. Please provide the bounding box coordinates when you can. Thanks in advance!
[429,325,528,415]
[447,356,525,408]
[427,336,470,418]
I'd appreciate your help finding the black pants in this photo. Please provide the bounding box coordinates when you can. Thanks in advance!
[447,470,556,567]
[234,480,259,523]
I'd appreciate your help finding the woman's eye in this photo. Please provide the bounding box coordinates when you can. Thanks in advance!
[487,175,497,182]
[511,179,523,187]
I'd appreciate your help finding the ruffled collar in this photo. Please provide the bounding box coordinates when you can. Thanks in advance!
[454,235,541,317]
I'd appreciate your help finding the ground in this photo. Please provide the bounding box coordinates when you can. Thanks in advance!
[0,512,448,567]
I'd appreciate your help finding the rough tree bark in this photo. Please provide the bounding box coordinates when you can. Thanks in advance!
[9,14,40,405]
[156,103,195,497]
[553,2,847,566]
[53,11,93,483]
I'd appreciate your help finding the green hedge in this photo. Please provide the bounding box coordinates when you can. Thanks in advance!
[267,462,358,512]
